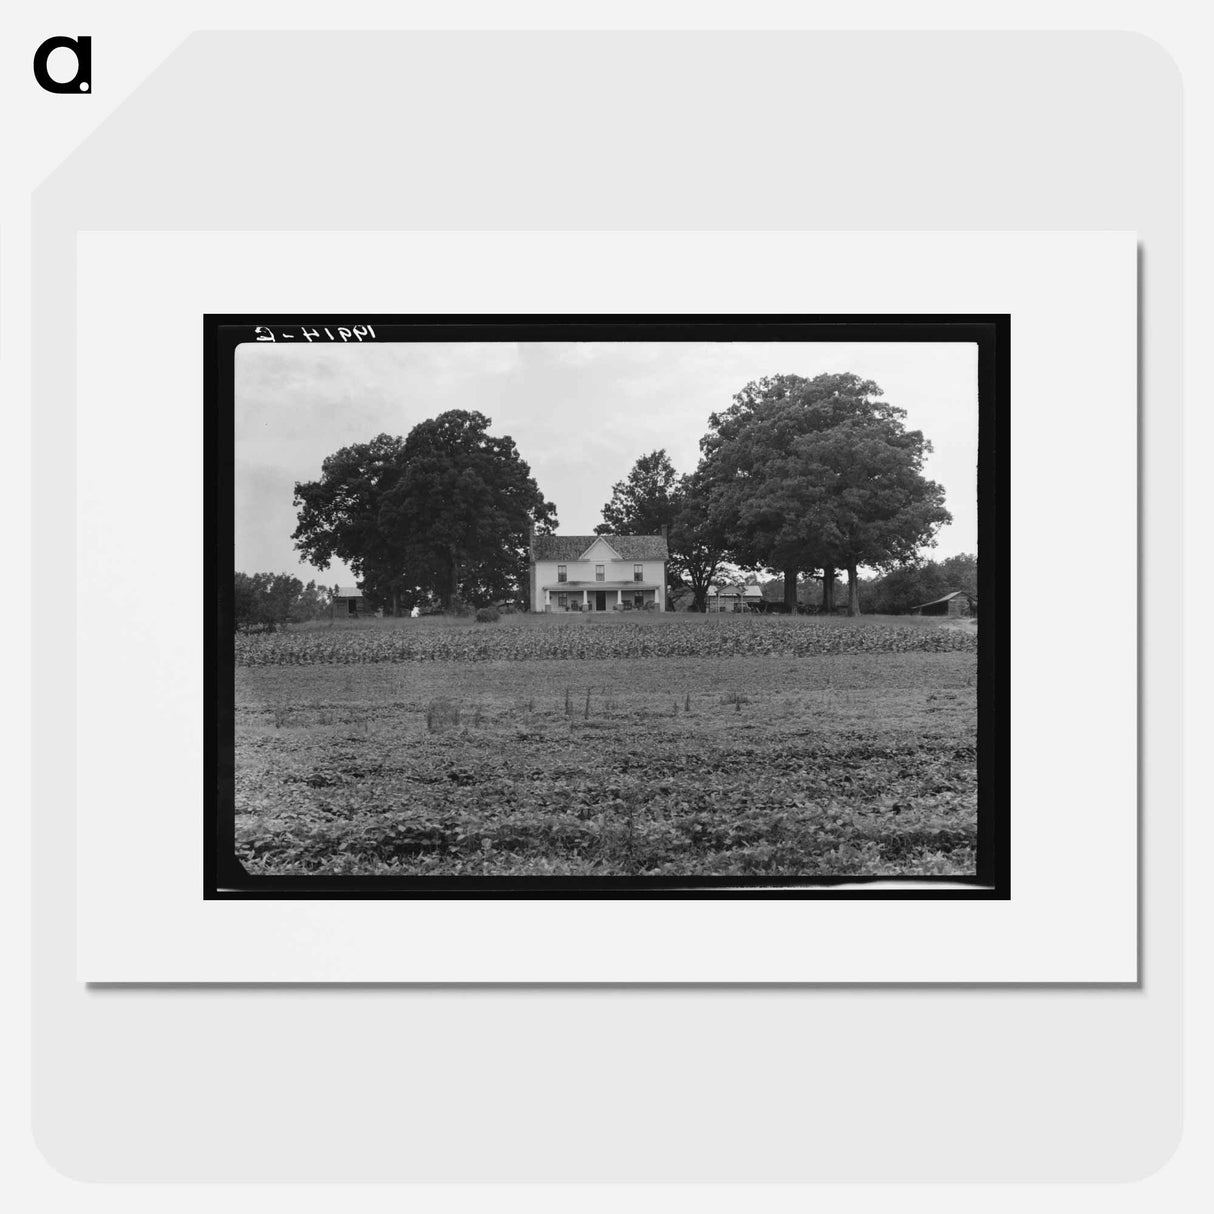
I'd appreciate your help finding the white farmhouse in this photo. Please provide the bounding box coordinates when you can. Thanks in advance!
[529,532,669,612]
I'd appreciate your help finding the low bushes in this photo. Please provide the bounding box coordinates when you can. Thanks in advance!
[236,615,978,667]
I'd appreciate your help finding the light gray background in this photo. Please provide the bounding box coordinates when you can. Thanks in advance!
[32,32,1180,1179]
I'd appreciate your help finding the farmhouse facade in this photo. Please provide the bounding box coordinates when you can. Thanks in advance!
[529,533,669,612]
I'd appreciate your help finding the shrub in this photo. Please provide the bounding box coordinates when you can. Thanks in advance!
[236,615,979,667]
[475,606,501,624]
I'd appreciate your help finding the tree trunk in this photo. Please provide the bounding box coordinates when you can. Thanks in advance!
[391,587,400,618]
[444,550,459,611]
[822,566,836,615]
[846,563,861,616]
[783,568,798,613]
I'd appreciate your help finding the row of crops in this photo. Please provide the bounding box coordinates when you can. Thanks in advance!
[235,618,979,666]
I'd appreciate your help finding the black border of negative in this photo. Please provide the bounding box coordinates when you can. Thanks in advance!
[206,315,1009,900]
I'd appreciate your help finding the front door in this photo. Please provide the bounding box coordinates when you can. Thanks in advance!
[595,591,607,612]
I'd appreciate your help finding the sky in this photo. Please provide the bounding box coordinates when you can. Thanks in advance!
[234,340,979,587]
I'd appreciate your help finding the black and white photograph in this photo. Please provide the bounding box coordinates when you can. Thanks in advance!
[214,316,1006,895]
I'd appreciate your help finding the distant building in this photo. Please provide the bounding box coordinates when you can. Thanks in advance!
[332,586,365,617]
[909,590,977,617]
[529,533,669,612]
[707,584,764,613]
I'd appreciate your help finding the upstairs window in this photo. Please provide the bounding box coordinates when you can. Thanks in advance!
[633,563,644,582]
[595,564,605,582]
[557,564,567,582]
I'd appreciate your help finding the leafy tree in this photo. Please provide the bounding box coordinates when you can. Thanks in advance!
[594,450,727,611]
[379,410,557,611]
[292,434,412,614]
[667,470,730,611]
[699,373,951,615]
[292,414,556,613]
[862,553,977,615]
[233,572,323,631]
[595,449,681,537]
[761,576,822,612]
[289,580,333,623]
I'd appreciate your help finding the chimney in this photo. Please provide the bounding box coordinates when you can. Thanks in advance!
[660,523,668,541]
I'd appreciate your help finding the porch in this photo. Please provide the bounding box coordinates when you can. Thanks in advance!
[542,582,662,612]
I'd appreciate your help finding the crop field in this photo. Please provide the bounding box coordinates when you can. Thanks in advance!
[233,614,979,879]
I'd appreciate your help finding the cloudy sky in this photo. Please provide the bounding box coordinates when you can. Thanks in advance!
[235,340,978,586]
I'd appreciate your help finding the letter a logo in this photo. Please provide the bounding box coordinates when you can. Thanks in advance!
[33,35,92,93]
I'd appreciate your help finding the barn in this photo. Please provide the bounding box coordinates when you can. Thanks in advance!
[909,590,977,617]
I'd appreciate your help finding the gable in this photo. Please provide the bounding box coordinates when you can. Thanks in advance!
[577,536,623,562]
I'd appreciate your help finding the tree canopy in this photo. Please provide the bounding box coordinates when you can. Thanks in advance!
[861,553,977,615]
[233,573,331,632]
[594,449,728,612]
[292,411,556,612]
[698,373,951,614]
[291,432,411,609]
[595,449,681,537]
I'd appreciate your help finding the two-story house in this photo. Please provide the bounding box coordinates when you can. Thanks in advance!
[529,532,669,612]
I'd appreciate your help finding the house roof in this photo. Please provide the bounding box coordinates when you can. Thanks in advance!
[910,590,974,610]
[333,586,363,598]
[711,584,764,598]
[532,533,669,561]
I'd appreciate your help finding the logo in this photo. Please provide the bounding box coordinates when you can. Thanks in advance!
[33,35,91,93]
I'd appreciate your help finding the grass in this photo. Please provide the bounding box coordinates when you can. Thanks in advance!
[234,644,978,879]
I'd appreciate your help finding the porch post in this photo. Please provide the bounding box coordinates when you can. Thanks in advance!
[616,589,622,610]
[582,589,588,611]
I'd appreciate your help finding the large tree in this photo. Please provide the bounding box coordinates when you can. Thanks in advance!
[291,433,412,613]
[292,413,556,613]
[699,373,951,615]
[594,450,727,610]
[595,449,681,537]
[667,469,730,611]
[378,410,556,610]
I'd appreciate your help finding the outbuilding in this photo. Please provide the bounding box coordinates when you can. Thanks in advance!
[909,590,977,617]
[707,584,765,613]
[332,586,365,617]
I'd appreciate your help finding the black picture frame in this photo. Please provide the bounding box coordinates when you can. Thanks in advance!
[208,314,1009,900]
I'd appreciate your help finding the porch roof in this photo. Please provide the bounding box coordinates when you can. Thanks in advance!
[544,582,661,592]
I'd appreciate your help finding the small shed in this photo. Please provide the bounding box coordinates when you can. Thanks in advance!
[332,586,365,617]
[910,590,976,617]
[708,584,765,613]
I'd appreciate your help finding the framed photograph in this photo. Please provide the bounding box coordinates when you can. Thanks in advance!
[74,229,1135,981]
[212,314,1008,899]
